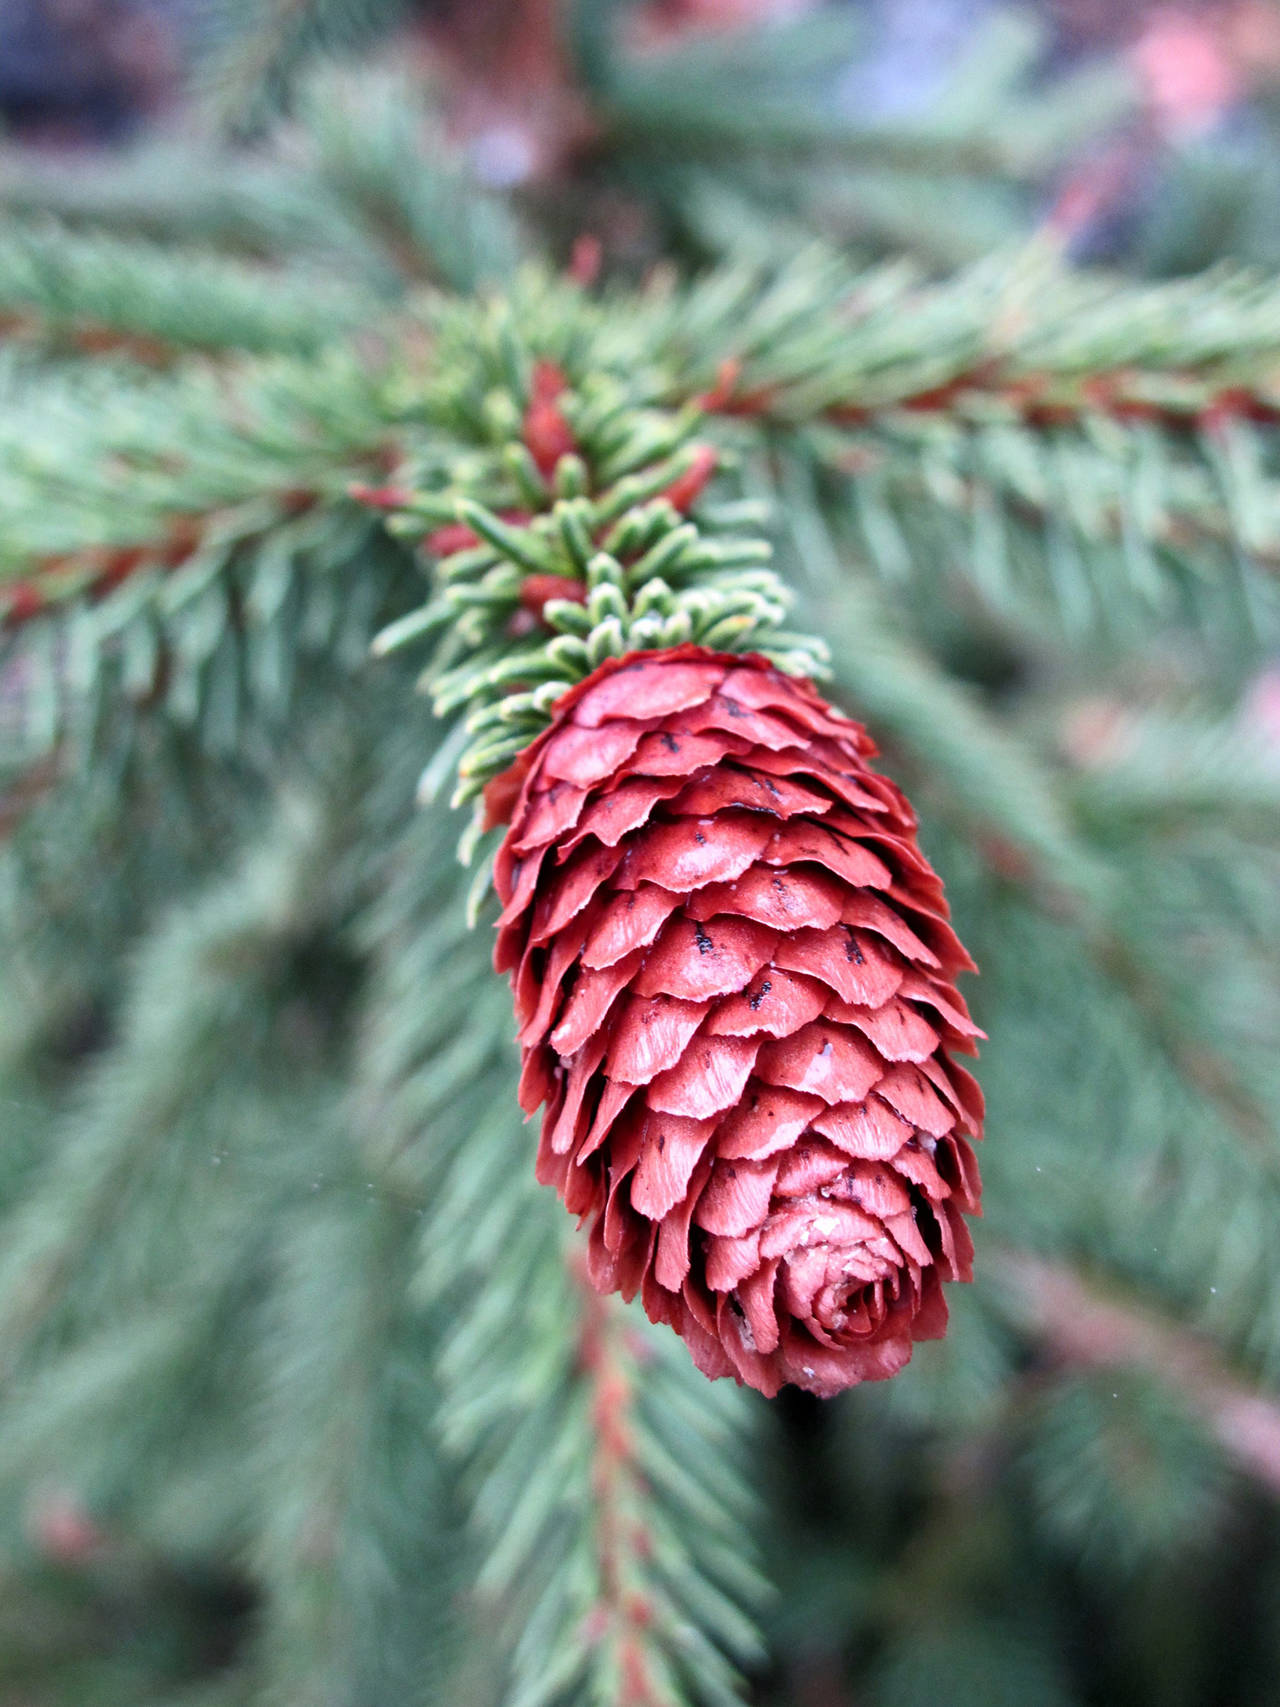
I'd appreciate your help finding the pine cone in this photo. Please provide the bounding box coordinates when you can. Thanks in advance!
[492,646,983,1398]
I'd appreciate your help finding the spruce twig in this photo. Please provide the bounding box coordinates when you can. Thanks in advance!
[993,1247,1280,1495]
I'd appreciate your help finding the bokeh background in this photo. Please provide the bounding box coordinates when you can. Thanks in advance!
[12,0,1280,274]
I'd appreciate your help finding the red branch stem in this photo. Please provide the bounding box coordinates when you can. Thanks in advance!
[574,1258,664,1707]
[695,356,1280,438]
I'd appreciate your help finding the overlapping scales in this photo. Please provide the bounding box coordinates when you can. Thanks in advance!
[492,646,983,1398]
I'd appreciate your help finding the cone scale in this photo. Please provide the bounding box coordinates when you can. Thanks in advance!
[491,646,983,1399]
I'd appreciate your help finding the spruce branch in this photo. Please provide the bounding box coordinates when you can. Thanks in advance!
[0,341,429,764]
[971,865,1280,1381]
[0,218,375,359]
[14,249,1280,773]
[654,250,1280,427]
[993,1248,1280,1496]
[0,338,409,577]
[639,250,1280,628]
[575,1272,681,1707]
[248,1186,466,1706]
[0,755,471,1698]
[0,787,355,1373]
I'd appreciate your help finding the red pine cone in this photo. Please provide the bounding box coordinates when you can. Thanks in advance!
[491,646,984,1398]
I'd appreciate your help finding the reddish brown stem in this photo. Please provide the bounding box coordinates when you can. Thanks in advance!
[0,755,61,841]
[2,511,258,631]
[0,310,180,367]
[2,481,376,633]
[575,1259,665,1707]
[695,361,1280,438]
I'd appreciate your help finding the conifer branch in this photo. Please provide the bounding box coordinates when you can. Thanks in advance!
[0,218,374,359]
[995,1248,1280,1495]
[0,344,424,763]
[249,1188,465,1705]
[655,251,1280,427]
[575,1275,672,1707]
[0,789,354,1373]
[647,252,1280,624]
